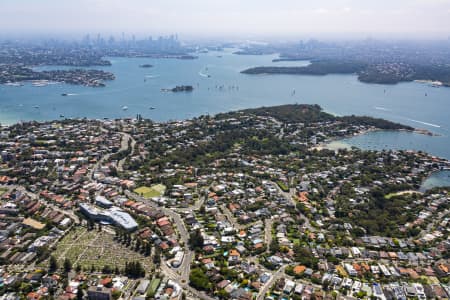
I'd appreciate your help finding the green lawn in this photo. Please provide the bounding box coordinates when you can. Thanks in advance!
[384,190,421,199]
[277,181,289,192]
[0,188,7,196]
[291,238,301,245]
[134,184,166,198]
[147,278,161,297]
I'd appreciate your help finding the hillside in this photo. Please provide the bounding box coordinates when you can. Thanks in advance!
[219,104,414,131]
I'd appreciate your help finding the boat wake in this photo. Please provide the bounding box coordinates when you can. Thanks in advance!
[373,106,442,130]
[145,75,160,79]
[374,106,390,111]
[407,119,441,128]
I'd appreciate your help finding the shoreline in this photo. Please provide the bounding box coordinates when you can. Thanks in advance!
[312,127,438,152]
[0,108,440,135]
[314,128,450,191]
[311,127,380,151]
[414,79,443,87]
[418,168,450,192]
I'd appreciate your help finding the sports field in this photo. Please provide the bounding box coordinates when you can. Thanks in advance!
[134,184,166,198]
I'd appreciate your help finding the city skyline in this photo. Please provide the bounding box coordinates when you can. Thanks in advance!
[1,0,450,40]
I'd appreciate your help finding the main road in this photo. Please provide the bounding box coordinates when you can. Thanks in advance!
[99,133,213,300]
[124,190,194,283]
[130,191,215,300]
[117,133,136,172]
[89,131,132,180]
[269,180,315,232]
[256,265,287,300]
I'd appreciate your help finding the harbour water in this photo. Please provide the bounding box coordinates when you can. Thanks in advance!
[329,130,449,159]
[420,170,450,191]
[1,49,450,161]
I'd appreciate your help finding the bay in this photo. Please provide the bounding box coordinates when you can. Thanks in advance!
[1,49,450,159]
[420,170,450,191]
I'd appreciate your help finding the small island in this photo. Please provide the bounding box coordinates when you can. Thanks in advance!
[161,85,194,92]
[139,64,153,68]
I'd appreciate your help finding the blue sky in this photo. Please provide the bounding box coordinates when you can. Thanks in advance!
[1,0,450,39]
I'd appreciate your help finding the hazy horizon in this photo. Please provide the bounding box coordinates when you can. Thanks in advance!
[1,0,450,41]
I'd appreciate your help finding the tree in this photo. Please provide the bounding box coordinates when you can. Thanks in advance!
[89,190,95,204]
[77,286,84,300]
[135,238,142,252]
[36,246,51,263]
[112,290,122,300]
[126,234,132,247]
[189,268,212,291]
[64,258,72,273]
[188,229,204,250]
[124,261,145,278]
[153,248,161,266]
[144,241,152,257]
[87,219,95,231]
[48,286,55,297]
[20,282,33,294]
[293,244,318,268]
[49,255,58,272]
[269,238,279,254]
[102,265,112,274]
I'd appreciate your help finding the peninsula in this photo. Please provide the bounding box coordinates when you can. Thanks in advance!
[238,39,450,87]
[0,65,115,87]
[241,61,450,86]
[0,104,448,300]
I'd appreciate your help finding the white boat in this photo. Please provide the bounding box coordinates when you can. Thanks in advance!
[31,80,51,87]
[199,67,211,78]
[4,82,23,87]
[31,80,57,87]
[122,106,128,111]
[199,71,211,78]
